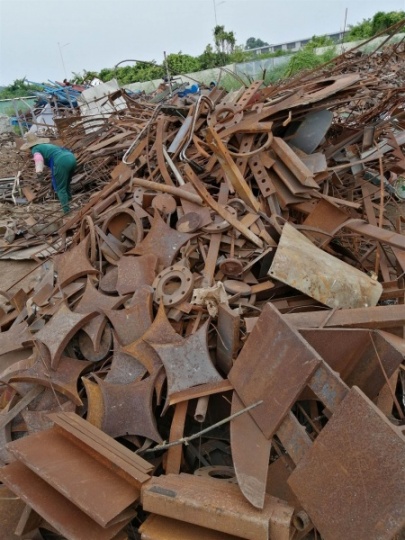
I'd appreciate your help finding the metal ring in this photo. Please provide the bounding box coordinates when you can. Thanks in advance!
[102,208,144,246]
[227,131,273,158]
[152,265,194,307]
[208,103,244,131]
[194,466,237,484]
[202,205,237,233]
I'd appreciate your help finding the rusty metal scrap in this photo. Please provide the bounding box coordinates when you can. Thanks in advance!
[1,40,405,540]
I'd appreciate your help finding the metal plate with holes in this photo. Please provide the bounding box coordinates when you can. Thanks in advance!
[152,265,194,307]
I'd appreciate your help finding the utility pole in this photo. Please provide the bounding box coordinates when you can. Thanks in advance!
[58,42,70,79]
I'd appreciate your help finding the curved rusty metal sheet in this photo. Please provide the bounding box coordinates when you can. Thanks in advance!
[106,333,147,384]
[94,374,162,443]
[23,399,76,434]
[54,237,99,288]
[123,302,182,375]
[228,302,321,440]
[0,323,32,357]
[103,286,153,346]
[127,211,196,268]
[116,254,158,296]
[82,377,104,429]
[78,325,112,362]
[74,278,126,350]
[269,223,382,309]
[34,302,98,369]
[9,354,91,406]
[288,387,405,540]
[99,266,118,294]
[149,320,223,396]
[230,391,271,509]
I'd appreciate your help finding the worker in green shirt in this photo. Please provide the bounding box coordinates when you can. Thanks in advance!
[21,132,77,214]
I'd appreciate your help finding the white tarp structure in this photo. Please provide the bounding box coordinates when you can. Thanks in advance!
[77,79,127,133]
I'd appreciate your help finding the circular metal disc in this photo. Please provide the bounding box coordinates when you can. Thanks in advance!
[223,279,252,297]
[176,212,202,233]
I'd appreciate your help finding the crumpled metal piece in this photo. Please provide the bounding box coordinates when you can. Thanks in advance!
[191,282,228,317]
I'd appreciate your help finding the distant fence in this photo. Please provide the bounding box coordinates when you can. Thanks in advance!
[0,96,36,115]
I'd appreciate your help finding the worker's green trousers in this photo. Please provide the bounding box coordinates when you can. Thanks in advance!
[53,153,77,214]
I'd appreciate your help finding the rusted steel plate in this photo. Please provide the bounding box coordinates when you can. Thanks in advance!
[0,484,27,540]
[102,208,144,244]
[104,285,153,346]
[128,211,195,268]
[230,391,271,509]
[34,302,97,369]
[229,303,321,439]
[53,236,99,287]
[216,303,240,374]
[78,325,113,362]
[148,320,223,396]
[288,387,405,540]
[94,374,162,443]
[276,412,313,466]
[82,377,104,429]
[6,429,140,527]
[100,265,118,293]
[142,473,294,540]
[180,184,212,228]
[22,399,76,434]
[269,223,382,309]
[50,412,153,485]
[106,334,147,384]
[206,127,261,212]
[287,109,333,154]
[266,456,299,508]
[123,302,182,402]
[165,400,188,475]
[271,137,318,188]
[301,328,405,400]
[0,322,32,356]
[306,362,348,413]
[184,164,264,248]
[284,304,405,329]
[0,461,134,540]
[116,254,158,295]
[74,277,125,350]
[139,514,244,540]
[9,353,91,406]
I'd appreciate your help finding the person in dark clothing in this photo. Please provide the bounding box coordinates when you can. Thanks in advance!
[21,133,77,213]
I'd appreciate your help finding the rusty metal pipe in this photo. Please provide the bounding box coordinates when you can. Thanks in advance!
[130,177,203,205]
[194,396,209,423]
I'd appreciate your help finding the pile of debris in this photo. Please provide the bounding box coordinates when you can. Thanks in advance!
[0,38,405,540]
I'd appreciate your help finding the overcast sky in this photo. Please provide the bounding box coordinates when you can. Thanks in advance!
[1,0,404,86]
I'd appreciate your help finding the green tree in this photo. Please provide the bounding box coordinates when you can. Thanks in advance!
[347,11,405,41]
[245,37,269,50]
[305,35,335,49]
[0,78,42,99]
[198,44,220,69]
[166,52,201,75]
[347,18,373,40]
[371,11,405,34]
[214,25,236,54]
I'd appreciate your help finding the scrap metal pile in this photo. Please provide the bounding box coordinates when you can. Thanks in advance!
[1,41,405,540]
